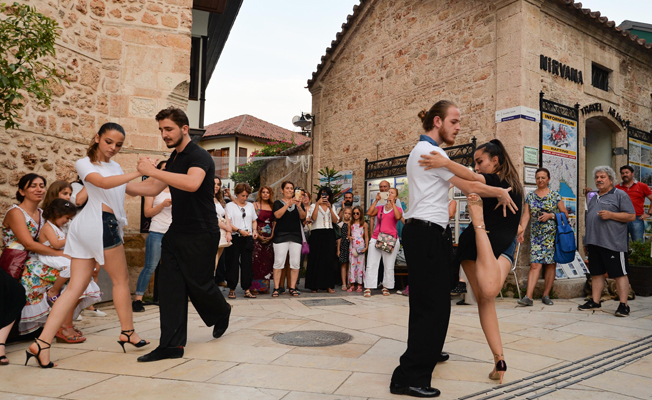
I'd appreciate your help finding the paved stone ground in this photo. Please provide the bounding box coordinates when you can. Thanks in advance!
[2,288,652,400]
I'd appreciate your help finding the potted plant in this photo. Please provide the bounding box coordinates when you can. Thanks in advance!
[628,240,652,296]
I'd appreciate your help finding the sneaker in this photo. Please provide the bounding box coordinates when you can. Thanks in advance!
[132,300,145,313]
[578,299,601,310]
[517,296,533,306]
[541,296,554,306]
[615,303,630,317]
[75,314,83,321]
[83,308,107,317]
[450,281,467,295]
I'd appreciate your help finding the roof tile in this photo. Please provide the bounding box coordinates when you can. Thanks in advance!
[202,114,310,145]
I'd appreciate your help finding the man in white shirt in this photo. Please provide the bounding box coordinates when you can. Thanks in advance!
[390,101,515,398]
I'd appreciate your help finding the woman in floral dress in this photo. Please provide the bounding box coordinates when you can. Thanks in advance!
[517,168,569,306]
[252,187,275,294]
[348,206,368,292]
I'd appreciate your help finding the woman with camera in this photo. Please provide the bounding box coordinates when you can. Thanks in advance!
[516,168,568,306]
[305,187,339,293]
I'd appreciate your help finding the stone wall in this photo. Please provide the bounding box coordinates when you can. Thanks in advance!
[260,144,312,197]
[1,0,193,294]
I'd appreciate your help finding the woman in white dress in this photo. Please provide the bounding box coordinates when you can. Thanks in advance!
[27,123,149,368]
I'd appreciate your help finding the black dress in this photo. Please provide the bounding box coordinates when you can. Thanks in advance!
[0,268,26,329]
[338,222,350,264]
[454,174,522,265]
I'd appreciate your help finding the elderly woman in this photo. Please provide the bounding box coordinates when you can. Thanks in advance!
[305,186,339,293]
[516,168,568,306]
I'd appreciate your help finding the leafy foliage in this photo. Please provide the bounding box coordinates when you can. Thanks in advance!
[628,239,651,266]
[1,2,62,130]
[314,167,343,203]
[229,139,296,190]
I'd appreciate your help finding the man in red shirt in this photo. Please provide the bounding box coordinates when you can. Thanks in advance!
[615,165,652,242]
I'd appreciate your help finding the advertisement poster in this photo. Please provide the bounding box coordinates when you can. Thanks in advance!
[366,176,409,212]
[542,112,577,230]
[628,138,652,240]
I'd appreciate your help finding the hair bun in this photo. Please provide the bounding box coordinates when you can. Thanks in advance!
[417,109,428,121]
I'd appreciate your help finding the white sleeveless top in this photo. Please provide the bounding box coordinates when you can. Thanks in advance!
[149,191,172,234]
[64,157,127,265]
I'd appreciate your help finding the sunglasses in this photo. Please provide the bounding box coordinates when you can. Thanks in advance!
[353,212,360,215]
[240,207,246,220]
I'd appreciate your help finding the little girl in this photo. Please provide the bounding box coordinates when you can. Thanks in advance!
[348,206,368,292]
[39,199,101,320]
[337,207,352,291]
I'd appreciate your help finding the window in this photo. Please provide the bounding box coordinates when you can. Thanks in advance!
[237,147,248,171]
[208,148,230,179]
[189,37,201,100]
[591,63,610,92]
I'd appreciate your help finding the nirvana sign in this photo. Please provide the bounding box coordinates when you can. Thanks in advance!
[540,55,584,85]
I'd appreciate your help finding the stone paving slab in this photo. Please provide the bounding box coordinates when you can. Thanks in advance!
[2,293,651,400]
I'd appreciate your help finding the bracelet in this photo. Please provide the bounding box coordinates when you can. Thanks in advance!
[474,225,490,233]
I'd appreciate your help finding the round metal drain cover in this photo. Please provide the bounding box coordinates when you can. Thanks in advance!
[273,330,353,347]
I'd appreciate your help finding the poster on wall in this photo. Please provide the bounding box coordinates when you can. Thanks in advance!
[366,177,409,212]
[627,137,652,240]
[541,112,578,231]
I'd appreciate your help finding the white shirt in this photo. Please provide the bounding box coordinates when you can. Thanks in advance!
[404,141,454,228]
[215,202,225,219]
[64,157,127,265]
[225,201,257,232]
[149,191,172,234]
[308,203,339,230]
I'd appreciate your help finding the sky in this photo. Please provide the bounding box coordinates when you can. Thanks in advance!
[204,0,652,132]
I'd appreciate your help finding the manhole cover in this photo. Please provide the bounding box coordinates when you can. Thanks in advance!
[299,298,354,307]
[273,330,353,347]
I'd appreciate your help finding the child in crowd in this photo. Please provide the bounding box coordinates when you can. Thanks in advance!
[348,206,368,292]
[337,207,352,291]
[41,181,73,213]
[40,199,101,308]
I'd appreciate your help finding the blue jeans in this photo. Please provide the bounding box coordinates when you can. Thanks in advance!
[135,231,164,296]
[627,218,645,243]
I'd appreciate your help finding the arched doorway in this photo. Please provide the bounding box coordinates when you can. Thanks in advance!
[585,116,621,189]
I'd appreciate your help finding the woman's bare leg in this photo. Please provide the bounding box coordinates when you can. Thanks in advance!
[101,245,147,345]
[525,263,542,299]
[31,258,95,366]
[543,264,555,297]
[0,321,14,359]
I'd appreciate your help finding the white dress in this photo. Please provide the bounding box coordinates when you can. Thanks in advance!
[39,221,102,317]
[64,157,127,265]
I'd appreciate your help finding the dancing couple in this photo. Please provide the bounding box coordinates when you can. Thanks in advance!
[390,100,521,398]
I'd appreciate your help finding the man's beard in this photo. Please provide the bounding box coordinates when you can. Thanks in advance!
[166,136,183,149]
[439,126,455,146]
[344,200,352,206]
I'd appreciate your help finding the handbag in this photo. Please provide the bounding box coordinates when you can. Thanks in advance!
[0,209,42,280]
[300,222,310,255]
[375,208,397,253]
[554,212,576,264]
[333,221,342,240]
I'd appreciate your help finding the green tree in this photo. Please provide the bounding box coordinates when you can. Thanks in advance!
[314,167,344,203]
[229,139,296,190]
[1,2,61,130]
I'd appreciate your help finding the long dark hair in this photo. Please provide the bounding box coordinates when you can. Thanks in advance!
[87,122,126,163]
[16,173,47,202]
[475,139,522,197]
[43,198,77,222]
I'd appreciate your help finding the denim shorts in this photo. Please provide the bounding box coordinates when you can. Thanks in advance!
[500,238,518,264]
[102,211,122,249]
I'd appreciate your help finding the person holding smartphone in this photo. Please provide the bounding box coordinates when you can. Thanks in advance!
[305,187,339,293]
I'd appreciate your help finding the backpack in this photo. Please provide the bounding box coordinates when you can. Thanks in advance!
[554,213,576,264]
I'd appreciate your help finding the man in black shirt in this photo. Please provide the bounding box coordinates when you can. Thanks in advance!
[127,107,231,362]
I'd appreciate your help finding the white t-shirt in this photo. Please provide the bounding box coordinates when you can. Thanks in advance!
[215,202,225,219]
[404,141,454,228]
[308,203,339,230]
[149,191,172,234]
[64,157,127,265]
[225,201,257,233]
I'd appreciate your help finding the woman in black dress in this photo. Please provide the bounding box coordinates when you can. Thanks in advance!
[419,139,522,384]
[305,187,339,293]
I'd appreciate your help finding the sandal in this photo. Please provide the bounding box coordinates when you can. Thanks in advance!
[25,338,55,368]
[244,290,257,299]
[327,288,335,294]
[117,329,149,353]
[47,292,60,304]
[271,288,280,298]
[228,291,236,299]
[363,289,371,297]
[341,285,347,291]
[55,327,86,343]
[382,287,390,296]
[0,343,7,366]
[356,286,363,292]
[347,286,353,292]
[288,288,300,297]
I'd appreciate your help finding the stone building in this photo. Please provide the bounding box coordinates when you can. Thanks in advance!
[306,0,652,294]
[0,0,241,296]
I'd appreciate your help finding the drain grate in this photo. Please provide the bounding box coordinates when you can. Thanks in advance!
[273,330,353,347]
[299,298,354,307]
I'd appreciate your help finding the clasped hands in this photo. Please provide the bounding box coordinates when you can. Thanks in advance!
[137,156,158,176]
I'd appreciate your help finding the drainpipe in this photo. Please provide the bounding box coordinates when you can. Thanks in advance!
[199,36,208,129]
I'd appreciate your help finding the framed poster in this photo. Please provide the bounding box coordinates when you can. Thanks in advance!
[524,166,538,185]
[458,200,469,221]
[524,146,539,165]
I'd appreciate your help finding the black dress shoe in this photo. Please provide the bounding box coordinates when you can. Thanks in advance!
[132,300,145,313]
[437,352,449,362]
[390,382,440,398]
[212,305,232,339]
[137,346,183,362]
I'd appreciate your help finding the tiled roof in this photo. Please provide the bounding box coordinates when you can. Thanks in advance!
[307,0,652,88]
[202,114,310,145]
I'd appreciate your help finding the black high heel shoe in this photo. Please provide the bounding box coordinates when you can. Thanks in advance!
[25,338,55,368]
[117,329,149,353]
[489,354,507,384]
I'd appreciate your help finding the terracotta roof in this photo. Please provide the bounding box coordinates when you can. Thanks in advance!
[307,0,652,88]
[202,114,310,145]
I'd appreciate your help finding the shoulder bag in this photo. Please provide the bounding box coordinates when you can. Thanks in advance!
[0,211,42,280]
[300,221,310,255]
[554,212,576,264]
[375,207,397,253]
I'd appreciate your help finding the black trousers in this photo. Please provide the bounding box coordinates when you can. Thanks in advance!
[391,223,452,387]
[214,248,227,284]
[226,235,254,291]
[159,230,230,348]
